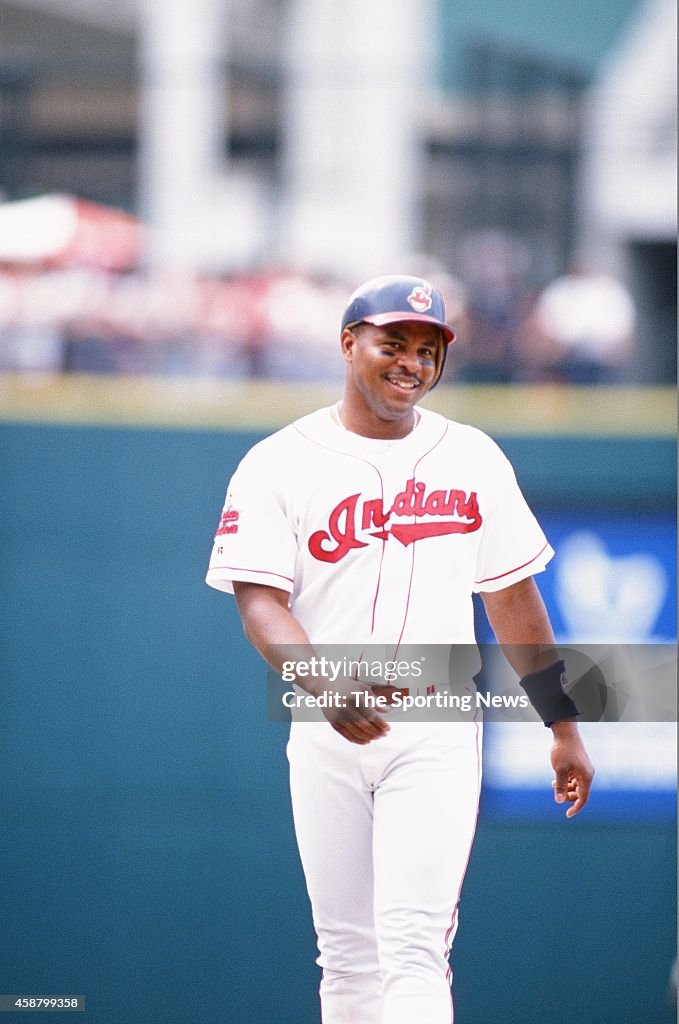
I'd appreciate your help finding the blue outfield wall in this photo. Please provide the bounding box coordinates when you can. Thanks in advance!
[0,422,676,1024]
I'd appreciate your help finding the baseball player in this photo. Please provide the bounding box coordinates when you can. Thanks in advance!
[206,275,594,1024]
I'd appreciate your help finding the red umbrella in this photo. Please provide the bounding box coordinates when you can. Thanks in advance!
[0,194,143,271]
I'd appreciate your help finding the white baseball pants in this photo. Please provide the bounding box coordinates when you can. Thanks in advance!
[287,718,482,1024]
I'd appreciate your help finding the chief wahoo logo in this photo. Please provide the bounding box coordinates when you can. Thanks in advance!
[407,282,433,313]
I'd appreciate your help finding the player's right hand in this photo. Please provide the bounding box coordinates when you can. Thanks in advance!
[322,679,390,745]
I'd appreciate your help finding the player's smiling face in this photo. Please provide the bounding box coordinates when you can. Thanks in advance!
[340,321,442,438]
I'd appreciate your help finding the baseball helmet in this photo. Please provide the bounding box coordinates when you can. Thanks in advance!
[341,275,456,344]
[341,274,456,386]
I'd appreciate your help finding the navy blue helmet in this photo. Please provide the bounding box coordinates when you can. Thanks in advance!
[341,275,456,344]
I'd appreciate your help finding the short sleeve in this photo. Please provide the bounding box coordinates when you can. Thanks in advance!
[473,448,554,593]
[205,448,297,596]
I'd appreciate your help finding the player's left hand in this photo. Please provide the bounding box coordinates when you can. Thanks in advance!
[549,721,594,818]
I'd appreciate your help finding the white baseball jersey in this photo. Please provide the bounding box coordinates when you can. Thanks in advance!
[205,404,553,644]
[207,402,553,1024]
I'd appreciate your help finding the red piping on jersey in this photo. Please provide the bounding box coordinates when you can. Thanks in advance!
[393,543,417,657]
[369,466,387,636]
[392,422,450,657]
[474,541,550,586]
[291,420,390,643]
[207,565,294,584]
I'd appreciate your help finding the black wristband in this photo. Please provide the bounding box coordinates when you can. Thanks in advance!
[519,659,580,727]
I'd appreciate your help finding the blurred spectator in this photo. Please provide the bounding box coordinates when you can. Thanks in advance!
[0,266,67,374]
[450,232,532,383]
[63,270,143,373]
[258,271,347,380]
[520,264,636,383]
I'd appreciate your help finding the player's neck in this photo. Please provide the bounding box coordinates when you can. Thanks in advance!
[336,400,420,440]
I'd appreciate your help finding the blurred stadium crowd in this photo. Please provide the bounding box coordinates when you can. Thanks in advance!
[0,257,641,385]
[1,0,673,389]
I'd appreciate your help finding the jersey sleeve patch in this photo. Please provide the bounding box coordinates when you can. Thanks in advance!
[205,444,297,597]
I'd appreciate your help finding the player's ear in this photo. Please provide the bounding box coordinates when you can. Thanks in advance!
[340,327,357,362]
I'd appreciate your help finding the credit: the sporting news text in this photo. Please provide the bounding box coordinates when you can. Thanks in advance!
[281,686,527,714]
